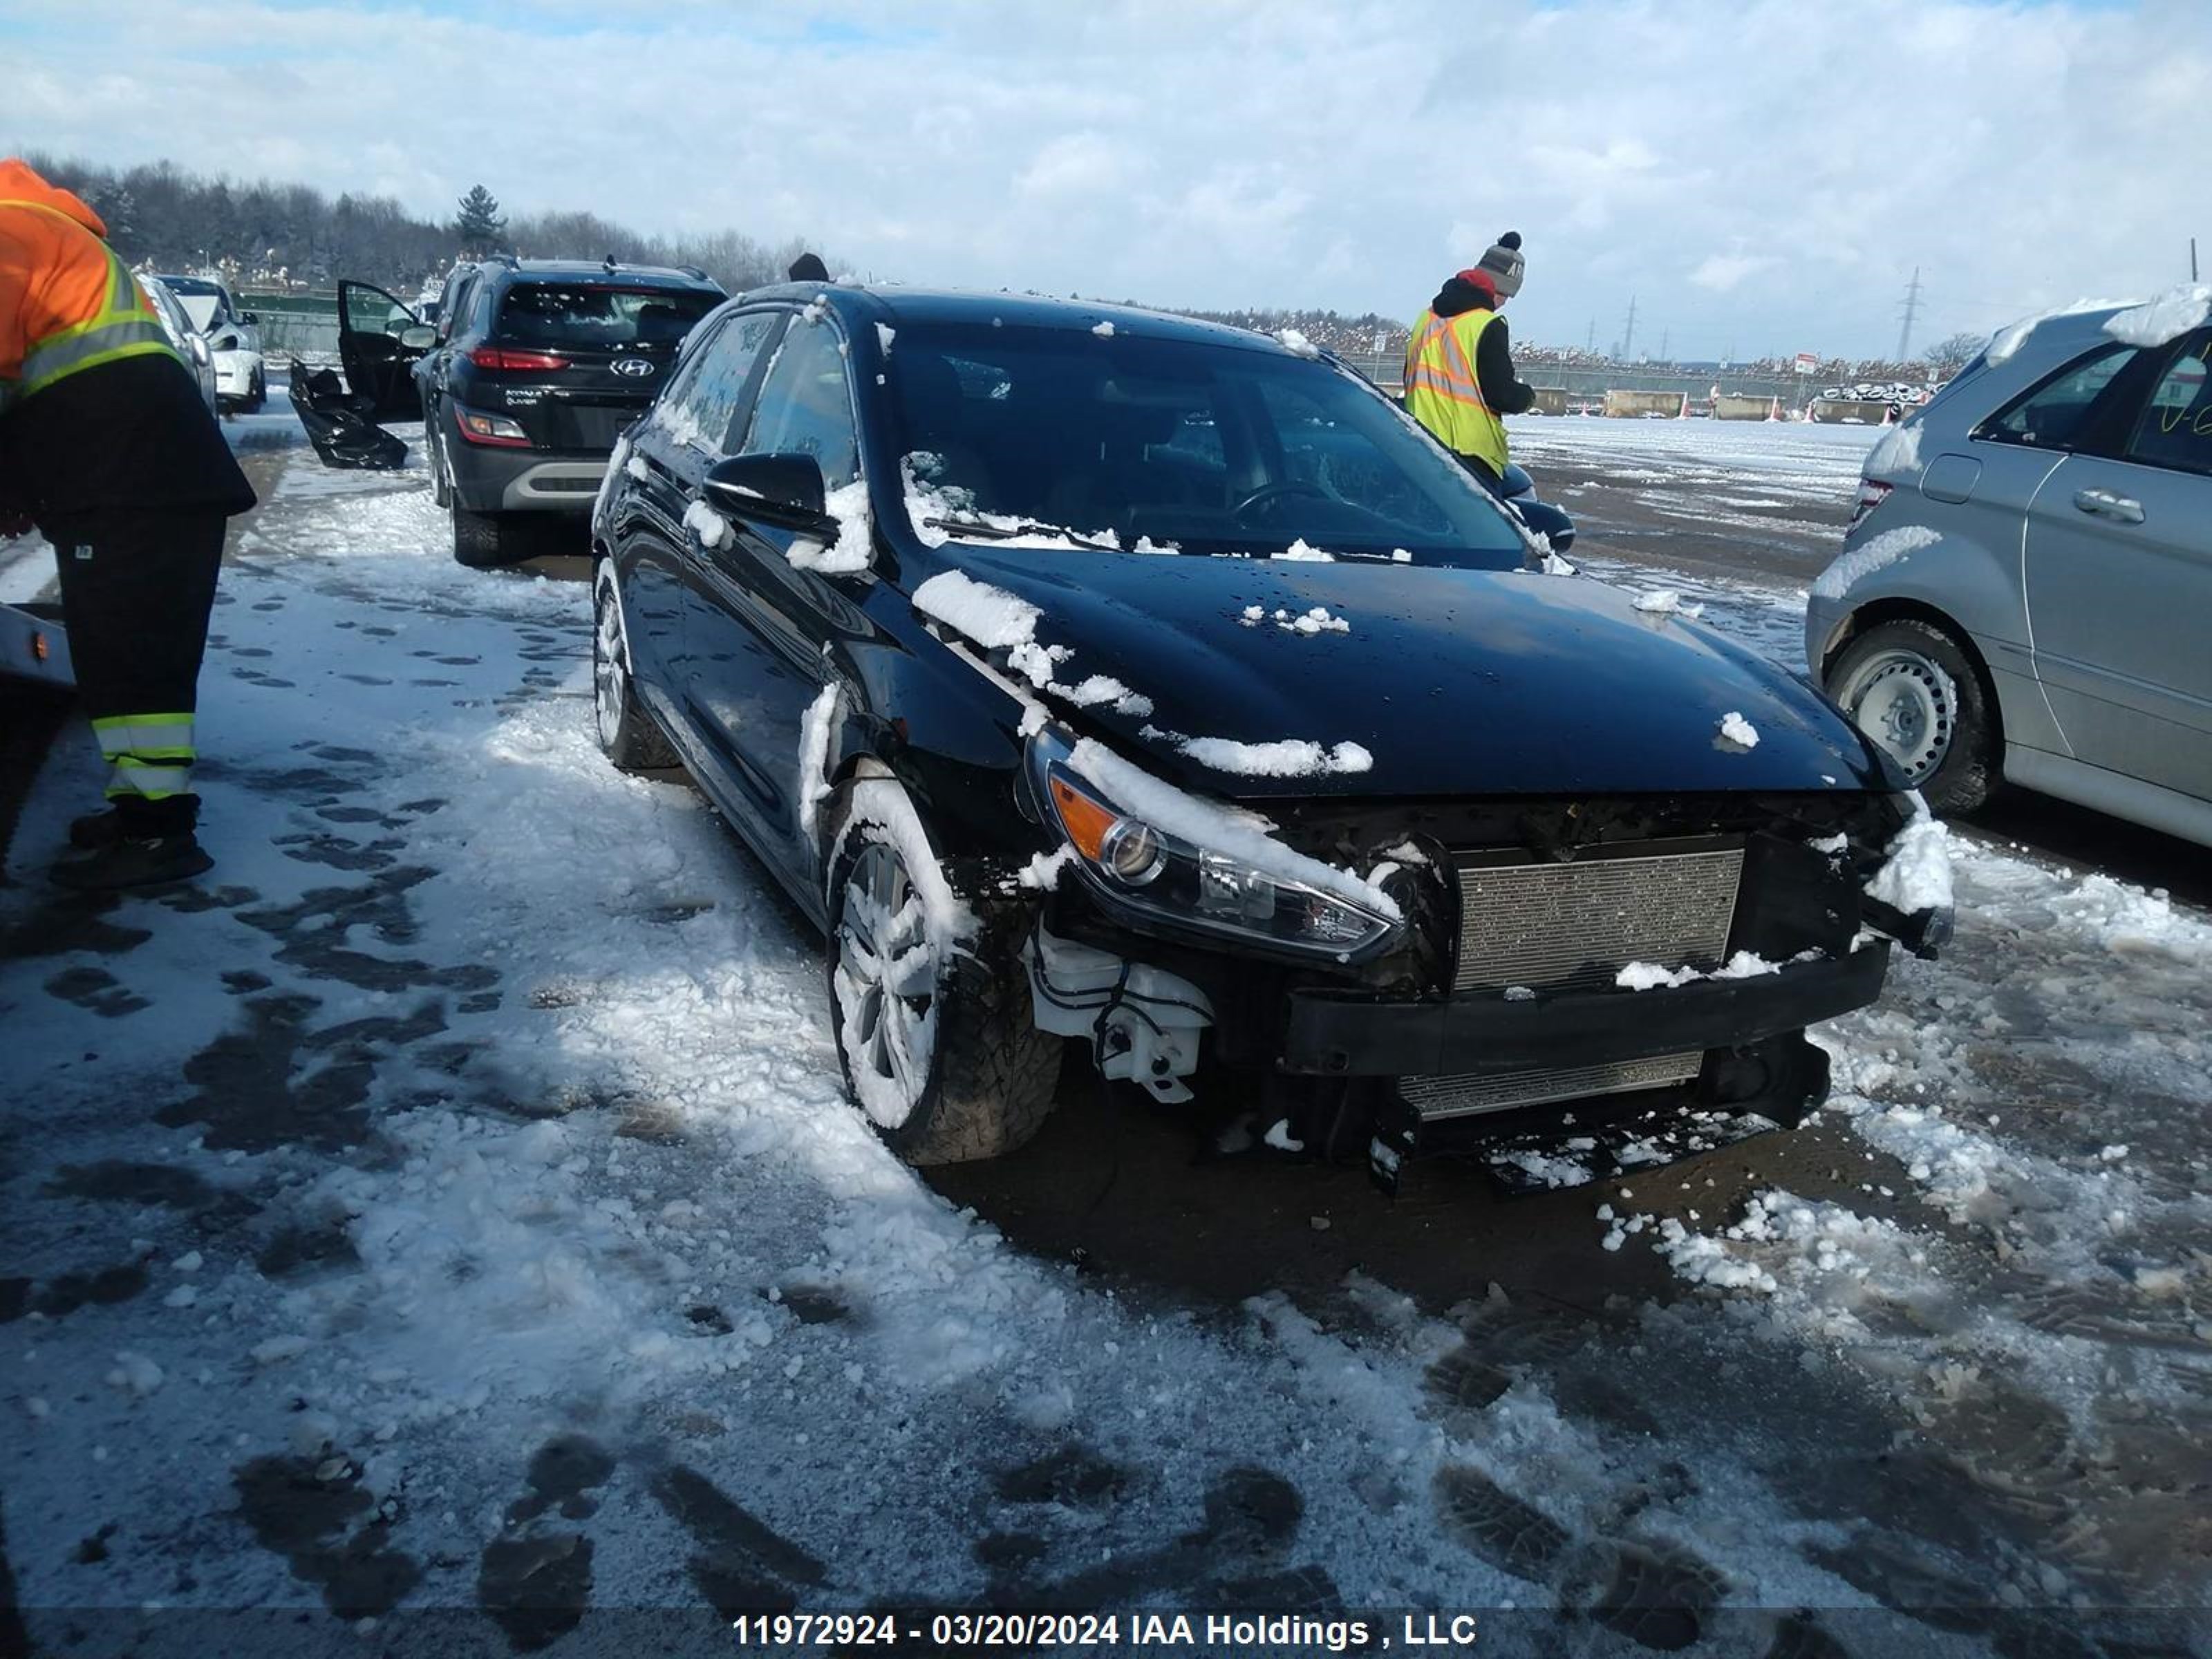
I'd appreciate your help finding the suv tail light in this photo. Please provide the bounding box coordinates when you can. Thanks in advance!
[1847,478,1893,532]
[454,404,531,447]
[469,346,569,371]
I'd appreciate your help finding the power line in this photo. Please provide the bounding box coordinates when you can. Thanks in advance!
[1896,267,1923,362]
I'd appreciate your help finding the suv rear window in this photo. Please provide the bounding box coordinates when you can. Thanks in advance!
[494,285,717,350]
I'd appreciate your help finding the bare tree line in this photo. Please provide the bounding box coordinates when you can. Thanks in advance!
[21,153,832,296]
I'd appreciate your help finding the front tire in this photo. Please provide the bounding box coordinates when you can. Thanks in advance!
[592,565,676,771]
[1826,618,1999,815]
[825,785,1060,1165]
[241,367,266,414]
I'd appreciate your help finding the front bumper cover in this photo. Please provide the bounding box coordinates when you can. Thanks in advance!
[1277,942,1890,1078]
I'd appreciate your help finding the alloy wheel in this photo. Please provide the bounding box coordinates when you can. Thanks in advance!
[1841,648,1955,785]
[593,578,628,746]
[833,841,939,1127]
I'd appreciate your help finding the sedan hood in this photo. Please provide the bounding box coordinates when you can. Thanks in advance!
[924,550,1892,799]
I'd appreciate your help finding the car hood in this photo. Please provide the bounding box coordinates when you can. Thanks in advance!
[923,550,1893,799]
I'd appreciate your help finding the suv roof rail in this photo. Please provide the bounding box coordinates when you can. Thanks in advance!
[603,254,621,272]
[491,252,519,269]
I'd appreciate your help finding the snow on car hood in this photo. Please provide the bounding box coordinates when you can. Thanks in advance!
[922,549,1893,799]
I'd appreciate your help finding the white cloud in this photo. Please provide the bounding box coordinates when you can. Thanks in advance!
[1689,253,1779,294]
[10,0,2211,358]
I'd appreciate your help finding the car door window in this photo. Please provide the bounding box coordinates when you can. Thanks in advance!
[738,320,861,487]
[1982,345,2140,451]
[655,310,782,456]
[2121,333,2212,477]
[437,275,474,344]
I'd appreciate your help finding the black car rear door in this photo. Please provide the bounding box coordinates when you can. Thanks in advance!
[684,312,870,875]
[335,281,429,419]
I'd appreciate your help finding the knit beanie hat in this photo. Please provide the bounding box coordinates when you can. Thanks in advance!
[1474,232,1524,299]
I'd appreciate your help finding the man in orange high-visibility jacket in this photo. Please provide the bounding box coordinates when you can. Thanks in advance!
[1403,230,1535,491]
[1,157,254,889]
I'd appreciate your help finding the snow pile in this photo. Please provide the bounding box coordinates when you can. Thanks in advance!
[1716,711,1759,749]
[1162,735,1374,778]
[1067,737,1399,918]
[1090,319,1116,338]
[1864,810,1953,916]
[1810,524,1940,601]
[2102,284,2212,349]
[682,498,732,550]
[1863,418,1922,478]
[796,682,843,836]
[1241,604,1350,635]
[1271,539,1335,563]
[911,568,1147,716]
[1615,949,1788,991]
[1275,328,1320,359]
[1985,297,2136,365]
[1631,588,1703,617]
[787,478,872,574]
[874,321,895,355]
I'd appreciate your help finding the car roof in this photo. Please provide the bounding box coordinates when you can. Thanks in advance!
[482,259,720,291]
[739,282,1308,356]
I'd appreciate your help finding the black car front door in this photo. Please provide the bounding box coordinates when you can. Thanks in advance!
[613,309,786,772]
[684,315,871,875]
[335,281,430,419]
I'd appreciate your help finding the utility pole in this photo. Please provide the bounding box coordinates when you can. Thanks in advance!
[1586,318,1595,354]
[1895,266,1923,362]
[2193,237,2200,281]
[1659,328,1669,362]
[1622,295,1638,361]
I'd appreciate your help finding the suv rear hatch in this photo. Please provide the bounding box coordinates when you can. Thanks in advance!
[479,283,718,451]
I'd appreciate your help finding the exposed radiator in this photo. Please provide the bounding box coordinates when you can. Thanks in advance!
[1453,845,1744,993]
[1401,1052,1704,1121]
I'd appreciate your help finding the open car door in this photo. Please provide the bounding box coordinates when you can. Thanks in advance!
[337,281,431,420]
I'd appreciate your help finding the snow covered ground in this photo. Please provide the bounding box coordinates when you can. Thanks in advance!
[3,415,2208,1657]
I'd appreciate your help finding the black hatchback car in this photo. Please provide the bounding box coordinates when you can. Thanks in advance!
[590,285,1949,1185]
[335,259,723,565]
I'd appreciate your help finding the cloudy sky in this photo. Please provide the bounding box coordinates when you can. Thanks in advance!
[8,0,2207,359]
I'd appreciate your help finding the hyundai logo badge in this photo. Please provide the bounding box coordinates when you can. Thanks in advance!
[612,357,656,378]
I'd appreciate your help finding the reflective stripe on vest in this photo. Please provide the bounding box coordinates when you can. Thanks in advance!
[1,199,182,402]
[1403,307,1509,475]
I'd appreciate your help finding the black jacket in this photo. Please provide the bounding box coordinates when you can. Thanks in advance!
[1428,276,1535,416]
[0,352,255,533]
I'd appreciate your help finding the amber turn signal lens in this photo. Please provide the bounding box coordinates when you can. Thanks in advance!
[1047,774,1118,859]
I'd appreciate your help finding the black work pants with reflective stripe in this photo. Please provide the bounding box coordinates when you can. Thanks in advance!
[52,509,225,834]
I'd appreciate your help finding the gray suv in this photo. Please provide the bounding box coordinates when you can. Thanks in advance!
[1806,296,2212,847]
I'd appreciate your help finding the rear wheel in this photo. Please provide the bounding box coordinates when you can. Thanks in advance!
[825,785,1060,1165]
[1826,618,1998,815]
[592,565,676,771]
[452,500,516,568]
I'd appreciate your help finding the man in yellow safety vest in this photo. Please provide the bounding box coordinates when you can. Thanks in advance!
[1403,231,1535,491]
[1,156,255,888]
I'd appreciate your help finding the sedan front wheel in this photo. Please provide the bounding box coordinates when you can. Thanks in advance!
[824,784,1060,1165]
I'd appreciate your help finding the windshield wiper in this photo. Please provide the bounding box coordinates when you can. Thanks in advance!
[921,515,1118,553]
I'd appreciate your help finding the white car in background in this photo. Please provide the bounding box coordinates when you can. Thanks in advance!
[136,273,218,413]
[155,274,266,412]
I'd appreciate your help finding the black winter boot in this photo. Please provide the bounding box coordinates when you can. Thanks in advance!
[68,807,126,850]
[50,832,214,891]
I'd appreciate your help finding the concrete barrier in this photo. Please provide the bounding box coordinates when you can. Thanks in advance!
[1604,388,1689,418]
[1529,388,1569,416]
[1806,399,1895,425]
[1714,394,1780,421]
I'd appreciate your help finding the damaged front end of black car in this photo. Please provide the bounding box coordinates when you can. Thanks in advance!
[1016,716,1947,1194]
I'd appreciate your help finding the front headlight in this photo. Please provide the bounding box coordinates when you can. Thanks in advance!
[1025,726,1401,964]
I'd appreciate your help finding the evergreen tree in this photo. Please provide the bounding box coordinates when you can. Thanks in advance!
[453,184,505,251]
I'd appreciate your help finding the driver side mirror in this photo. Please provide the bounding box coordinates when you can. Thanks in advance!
[701,453,838,538]
[397,324,437,351]
[239,310,260,324]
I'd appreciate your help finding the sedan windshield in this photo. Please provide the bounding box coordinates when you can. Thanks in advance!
[887,321,1525,566]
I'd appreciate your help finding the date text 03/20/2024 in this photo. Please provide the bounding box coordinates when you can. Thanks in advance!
[729,1611,1483,1649]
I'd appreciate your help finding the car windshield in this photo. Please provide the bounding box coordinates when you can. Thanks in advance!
[886,321,1526,566]
[494,284,718,350]
[158,280,227,332]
